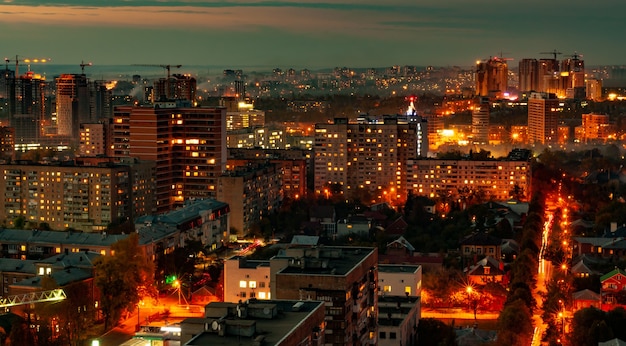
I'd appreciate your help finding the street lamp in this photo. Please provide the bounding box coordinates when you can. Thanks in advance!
[173,280,181,305]
[137,300,144,331]
[466,286,478,323]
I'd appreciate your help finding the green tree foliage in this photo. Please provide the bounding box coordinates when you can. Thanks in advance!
[416,318,458,346]
[422,268,462,307]
[496,299,533,346]
[569,307,615,346]
[94,233,156,331]
[36,277,95,346]
[510,249,538,290]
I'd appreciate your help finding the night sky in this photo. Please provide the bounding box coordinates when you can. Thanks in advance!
[1,0,625,69]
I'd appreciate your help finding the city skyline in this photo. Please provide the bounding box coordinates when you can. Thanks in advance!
[1,0,625,69]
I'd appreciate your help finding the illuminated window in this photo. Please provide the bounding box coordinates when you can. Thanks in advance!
[239,281,247,288]
[249,281,257,288]
[383,285,392,292]
[405,286,411,295]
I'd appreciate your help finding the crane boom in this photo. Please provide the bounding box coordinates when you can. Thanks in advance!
[4,55,50,77]
[131,64,182,79]
[0,289,66,308]
[80,60,93,75]
[540,49,562,60]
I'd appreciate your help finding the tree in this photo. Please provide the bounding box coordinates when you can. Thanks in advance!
[94,233,156,331]
[36,276,95,346]
[569,307,607,346]
[497,299,533,346]
[416,318,457,346]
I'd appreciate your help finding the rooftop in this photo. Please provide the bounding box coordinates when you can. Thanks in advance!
[275,246,376,276]
[378,264,420,274]
[135,198,229,227]
[183,300,324,346]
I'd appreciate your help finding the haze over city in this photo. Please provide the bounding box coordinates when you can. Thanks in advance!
[1,0,626,68]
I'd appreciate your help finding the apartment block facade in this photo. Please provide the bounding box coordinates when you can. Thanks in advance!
[112,103,227,212]
[0,163,134,232]
[314,117,425,203]
[406,152,531,202]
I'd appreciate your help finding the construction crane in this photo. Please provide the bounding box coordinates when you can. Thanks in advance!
[567,52,583,60]
[495,51,514,61]
[4,55,50,77]
[0,289,66,308]
[131,64,182,79]
[540,49,562,60]
[80,60,93,74]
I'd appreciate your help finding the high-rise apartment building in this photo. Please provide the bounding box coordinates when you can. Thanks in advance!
[153,74,196,102]
[518,59,539,92]
[217,162,282,235]
[471,97,490,145]
[580,113,612,143]
[90,80,114,120]
[56,74,90,139]
[475,57,508,99]
[562,55,585,99]
[528,92,560,144]
[5,71,46,144]
[586,79,602,101]
[314,116,425,203]
[112,103,226,212]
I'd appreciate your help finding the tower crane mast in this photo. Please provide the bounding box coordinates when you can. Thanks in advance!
[80,60,93,75]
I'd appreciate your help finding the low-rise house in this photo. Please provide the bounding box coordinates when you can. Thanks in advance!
[600,267,626,311]
[336,215,371,237]
[460,232,502,262]
[572,289,601,311]
[465,256,507,286]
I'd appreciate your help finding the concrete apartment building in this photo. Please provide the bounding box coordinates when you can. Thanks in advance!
[112,103,227,213]
[406,149,532,202]
[0,162,137,232]
[228,147,311,200]
[314,116,426,203]
[577,113,613,143]
[224,244,379,346]
[0,198,228,263]
[377,264,422,346]
[217,162,282,236]
[79,123,108,157]
[272,246,378,346]
[528,92,560,144]
[223,256,272,303]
